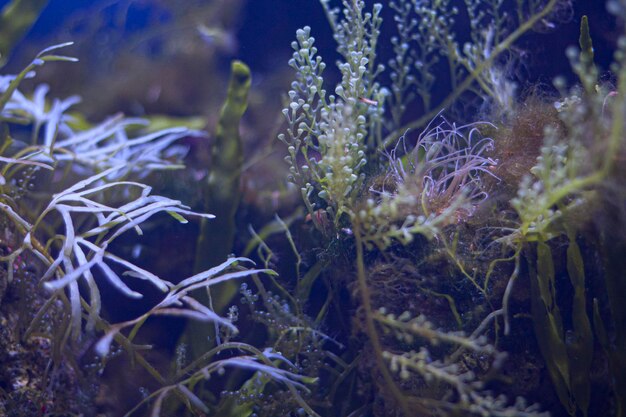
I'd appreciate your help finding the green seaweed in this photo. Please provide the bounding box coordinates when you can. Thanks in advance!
[184,60,251,358]
[565,233,593,417]
[195,60,250,275]
[4,1,626,416]
[526,225,594,417]
[528,241,575,415]
[579,16,594,65]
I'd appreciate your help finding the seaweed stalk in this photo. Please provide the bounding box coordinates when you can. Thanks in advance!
[186,60,251,357]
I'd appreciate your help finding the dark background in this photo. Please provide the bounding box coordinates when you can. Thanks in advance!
[0,0,619,85]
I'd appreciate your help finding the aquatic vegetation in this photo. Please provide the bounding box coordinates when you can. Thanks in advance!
[381,0,567,145]
[274,0,626,416]
[183,60,251,361]
[358,117,497,250]
[279,1,492,416]
[2,0,626,416]
[0,44,214,342]
[0,44,316,416]
[279,21,377,230]
[281,0,564,231]
[494,15,626,416]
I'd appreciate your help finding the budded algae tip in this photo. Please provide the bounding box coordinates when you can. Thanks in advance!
[579,16,594,64]
[195,59,250,274]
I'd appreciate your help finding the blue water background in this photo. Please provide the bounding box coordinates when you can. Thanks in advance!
[0,0,617,83]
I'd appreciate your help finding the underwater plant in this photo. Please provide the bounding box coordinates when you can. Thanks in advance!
[494,14,626,416]
[0,43,317,416]
[358,117,498,251]
[2,0,626,416]
[273,0,626,416]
